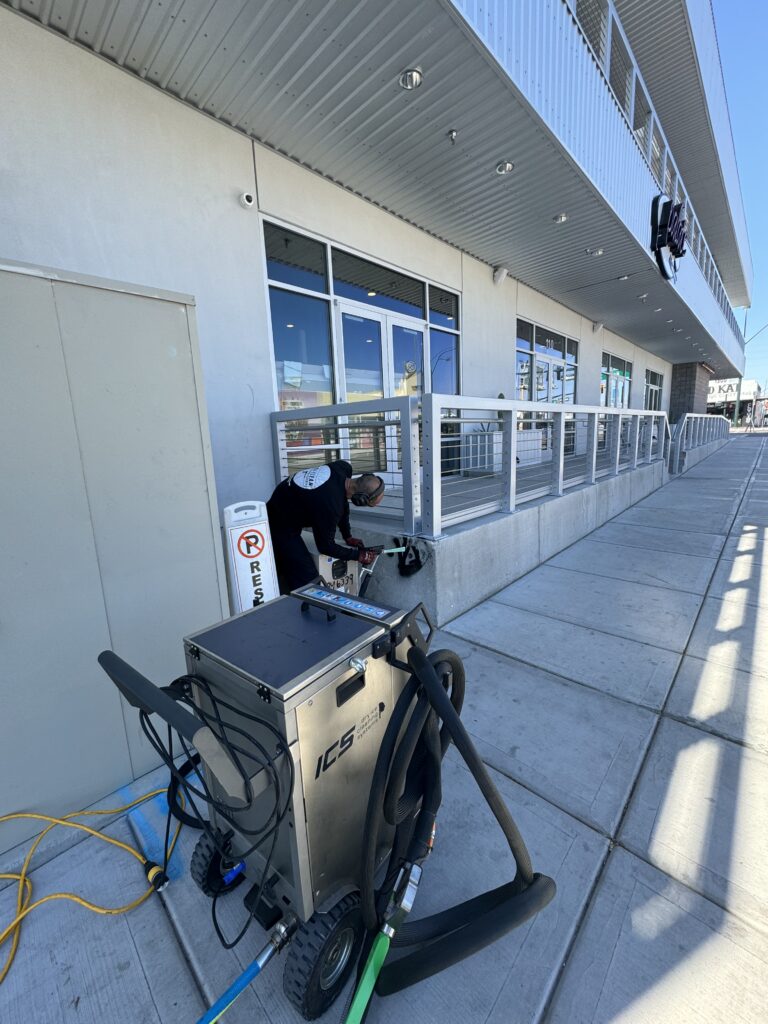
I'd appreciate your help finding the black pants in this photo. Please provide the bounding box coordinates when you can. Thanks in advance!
[270,529,318,595]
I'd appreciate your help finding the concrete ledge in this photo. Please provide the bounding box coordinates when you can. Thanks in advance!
[362,458,669,625]
[675,436,729,473]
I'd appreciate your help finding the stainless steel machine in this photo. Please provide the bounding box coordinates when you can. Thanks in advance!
[99,581,555,1023]
[183,585,413,922]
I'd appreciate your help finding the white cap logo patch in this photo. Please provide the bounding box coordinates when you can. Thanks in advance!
[291,465,331,490]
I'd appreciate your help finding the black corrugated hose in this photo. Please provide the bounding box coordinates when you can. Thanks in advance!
[355,644,556,1001]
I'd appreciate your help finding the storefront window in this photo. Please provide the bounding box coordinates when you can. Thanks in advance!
[265,223,461,405]
[428,285,459,330]
[517,319,578,403]
[264,223,327,293]
[516,351,531,400]
[332,249,424,318]
[601,352,633,408]
[644,370,663,411]
[430,329,459,394]
[269,287,334,409]
[341,312,384,402]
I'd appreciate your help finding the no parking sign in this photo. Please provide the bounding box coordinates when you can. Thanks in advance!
[223,501,279,612]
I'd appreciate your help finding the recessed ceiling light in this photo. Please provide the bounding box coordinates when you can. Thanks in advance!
[365,338,374,344]
[654,307,662,313]
[585,247,604,256]
[666,319,673,323]
[673,328,683,333]
[553,213,568,224]
[398,68,423,90]
[286,323,294,328]
[685,336,691,340]
[618,275,629,281]
[496,160,515,175]
[367,291,377,297]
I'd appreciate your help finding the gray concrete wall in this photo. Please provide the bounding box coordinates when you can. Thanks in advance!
[677,437,730,473]
[361,461,666,625]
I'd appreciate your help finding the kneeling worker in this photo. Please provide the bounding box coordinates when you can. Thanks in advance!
[266,460,384,594]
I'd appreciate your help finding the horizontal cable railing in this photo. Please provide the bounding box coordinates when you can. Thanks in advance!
[422,395,669,536]
[272,397,726,539]
[271,396,421,533]
[669,414,730,475]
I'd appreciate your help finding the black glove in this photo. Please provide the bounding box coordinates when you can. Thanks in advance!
[345,536,365,548]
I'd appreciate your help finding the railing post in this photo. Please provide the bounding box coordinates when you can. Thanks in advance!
[271,413,288,483]
[501,409,517,512]
[421,394,442,538]
[400,396,421,535]
[629,415,640,469]
[610,413,622,476]
[643,416,653,463]
[551,411,565,496]
[586,413,598,484]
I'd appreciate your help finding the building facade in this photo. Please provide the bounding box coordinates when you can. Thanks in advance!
[0,0,751,837]
[0,0,750,513]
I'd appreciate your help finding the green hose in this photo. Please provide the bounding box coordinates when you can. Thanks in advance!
[343,932,391,1024]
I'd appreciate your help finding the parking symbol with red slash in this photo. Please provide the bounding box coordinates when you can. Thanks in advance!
[237,529,265,559]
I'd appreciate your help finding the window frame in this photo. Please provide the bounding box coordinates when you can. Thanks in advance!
[516,317,579,404]
[262,214,462,405]
[644,369,664,411]
[601,351,633,409]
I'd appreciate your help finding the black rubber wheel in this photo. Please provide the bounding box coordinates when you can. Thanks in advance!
[283,893,364,1020]
[190,829,244,898]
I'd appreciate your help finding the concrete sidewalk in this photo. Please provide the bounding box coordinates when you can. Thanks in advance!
[2,436,767,1023]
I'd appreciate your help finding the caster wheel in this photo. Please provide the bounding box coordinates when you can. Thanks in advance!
[190,829,244,898]
[283,893,363,1020]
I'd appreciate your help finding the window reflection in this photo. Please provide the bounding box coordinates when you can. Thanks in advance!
[333,249,424,318]
[430,329,459,394]
[269,287,334,409]
[341,313,384,402]
[392,325,424,397]
[264,223,327,292]
[536,361,550,402]
[428,286,459,329]
[516,352,531,400]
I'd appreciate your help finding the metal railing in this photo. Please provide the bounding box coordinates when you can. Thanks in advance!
[421,396,669,535]
[570,0,743,344]
[271,396,422,533]
[669,414,730,475]
[272,395,674,538]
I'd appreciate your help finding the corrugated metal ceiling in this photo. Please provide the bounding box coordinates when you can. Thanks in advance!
[1,0,742,374]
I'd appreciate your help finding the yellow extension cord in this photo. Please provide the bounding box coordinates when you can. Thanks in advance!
[0,788,182,986]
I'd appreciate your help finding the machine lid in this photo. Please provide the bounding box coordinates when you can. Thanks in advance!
[185,596,385,700]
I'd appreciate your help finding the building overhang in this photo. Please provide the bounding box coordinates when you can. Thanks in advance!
[613,0,753,308]
[1,0,745,376]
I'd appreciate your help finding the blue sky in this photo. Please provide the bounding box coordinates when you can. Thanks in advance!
[713,0,768,386]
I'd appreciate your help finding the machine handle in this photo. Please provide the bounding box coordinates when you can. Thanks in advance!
[98,650,247,803]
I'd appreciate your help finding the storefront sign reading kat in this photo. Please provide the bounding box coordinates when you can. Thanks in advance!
[651,194,687,281]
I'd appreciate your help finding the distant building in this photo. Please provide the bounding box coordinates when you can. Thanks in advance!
[708,379,764,424]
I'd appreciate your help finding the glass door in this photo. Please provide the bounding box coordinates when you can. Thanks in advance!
[338,308,387,474]
[338,304,426,478]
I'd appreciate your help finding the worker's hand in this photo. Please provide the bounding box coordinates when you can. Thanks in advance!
[358,547,377,567]
[345,536,365,548]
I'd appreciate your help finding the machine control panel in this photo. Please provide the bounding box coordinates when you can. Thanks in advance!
[294,585,404,628]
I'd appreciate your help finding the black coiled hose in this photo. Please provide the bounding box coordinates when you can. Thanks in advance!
[358,644,556,997]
